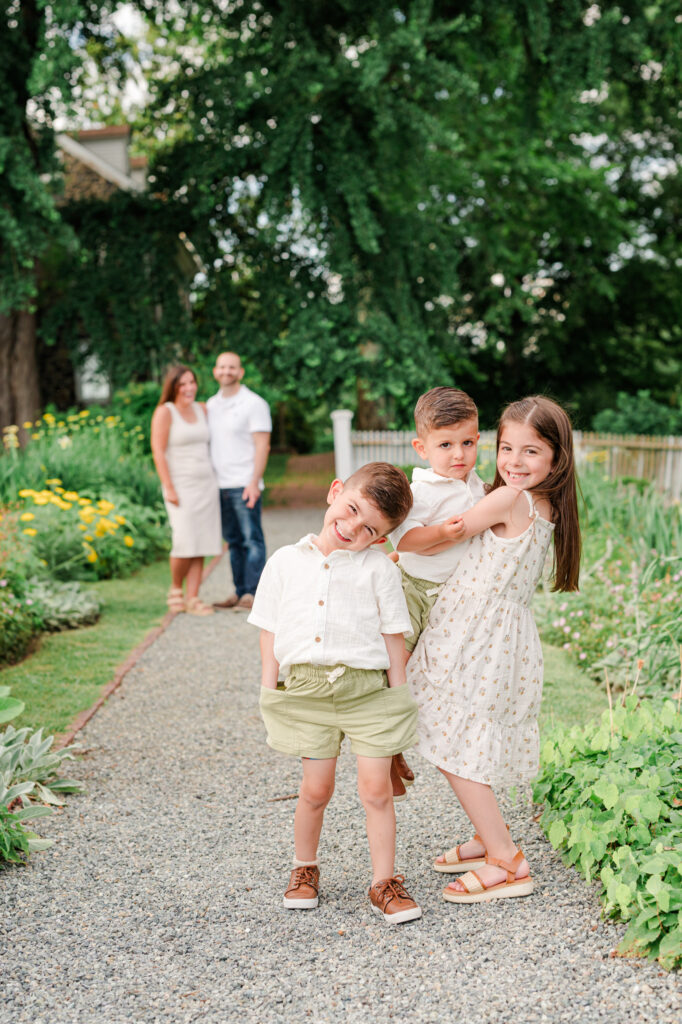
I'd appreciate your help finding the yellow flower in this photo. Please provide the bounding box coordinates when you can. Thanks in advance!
[78,498,91,506]
[22,421,32,429]
[114,515,127,525]
[45,478,62,485]
[123,535,134,547]
[84,534,93,542]
[97,500,115,514]
[31,433,39,440]
[33,496,49,506]
[79,410,89,418]
[19,512,35,522]
[23,528,38,537]
[18,489,35,498]
[63,491,79,502]
[78,523,88,532]
[86,549,98,564]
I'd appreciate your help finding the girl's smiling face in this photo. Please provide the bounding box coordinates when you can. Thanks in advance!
[497,421,555,491]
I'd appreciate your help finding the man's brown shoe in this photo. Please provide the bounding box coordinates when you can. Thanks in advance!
[213,594,239,609]
[283,865,320,909]
[369,875,422,924]
[236,593,254,610]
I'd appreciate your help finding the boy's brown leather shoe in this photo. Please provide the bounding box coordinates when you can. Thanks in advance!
[369,875,422,924]
[283,865,320,909]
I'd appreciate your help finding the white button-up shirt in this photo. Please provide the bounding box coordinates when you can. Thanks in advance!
[389,467,487,583]
[206,386,272,489]
[248,535,411,675]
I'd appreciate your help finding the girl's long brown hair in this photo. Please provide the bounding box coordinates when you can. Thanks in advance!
[491,396,581,592]
[158,365,197,406]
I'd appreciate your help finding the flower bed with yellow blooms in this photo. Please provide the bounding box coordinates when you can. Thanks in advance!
[0,409,169,666]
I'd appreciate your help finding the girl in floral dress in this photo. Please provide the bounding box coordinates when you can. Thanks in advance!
[407,396,581,902]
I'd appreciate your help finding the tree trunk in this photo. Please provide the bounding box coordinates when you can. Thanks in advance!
[0,309,41,440]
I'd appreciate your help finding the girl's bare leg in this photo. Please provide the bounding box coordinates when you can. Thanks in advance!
[439,769,529,890]
[357,755,395,883]
[294,758,336,862]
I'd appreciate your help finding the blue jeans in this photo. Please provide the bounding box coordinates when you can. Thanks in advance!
[219,488,267,597]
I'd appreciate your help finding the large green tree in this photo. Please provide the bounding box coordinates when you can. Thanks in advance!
[129,0,682,427]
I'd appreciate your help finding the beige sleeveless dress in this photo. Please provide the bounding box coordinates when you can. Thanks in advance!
[407,490,555,785]
[164,402,222,558]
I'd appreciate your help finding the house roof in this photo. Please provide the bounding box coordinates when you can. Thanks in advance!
[56,132,144,199]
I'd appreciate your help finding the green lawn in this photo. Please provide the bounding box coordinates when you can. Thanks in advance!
[1,559,169,736]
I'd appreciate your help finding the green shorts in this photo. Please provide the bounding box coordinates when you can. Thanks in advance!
[400,567,443,652]
[259,663,418,759]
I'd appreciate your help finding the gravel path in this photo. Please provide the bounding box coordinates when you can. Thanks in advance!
[1,508,679,1024]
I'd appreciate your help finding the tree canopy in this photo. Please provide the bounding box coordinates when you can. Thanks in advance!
[3,1,682,432]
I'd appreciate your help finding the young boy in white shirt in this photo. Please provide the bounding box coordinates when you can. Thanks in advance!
[389,387,485,797]
[248,463,422,924]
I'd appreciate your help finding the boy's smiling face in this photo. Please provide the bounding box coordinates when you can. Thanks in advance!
[314,481,392,555]
[412,417,479,481]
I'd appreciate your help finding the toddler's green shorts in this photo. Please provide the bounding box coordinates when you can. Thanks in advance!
[400,567,443,652]
[259,663,418,759]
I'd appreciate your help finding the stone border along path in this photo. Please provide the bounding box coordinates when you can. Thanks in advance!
[1,507,679,1024]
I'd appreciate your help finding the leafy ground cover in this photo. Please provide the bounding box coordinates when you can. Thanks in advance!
[0,688,83,867]
[534,696,682,971]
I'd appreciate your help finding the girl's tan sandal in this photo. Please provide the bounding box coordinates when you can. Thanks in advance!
[442,849,534,903]
[185,597,214,616]
[167,588,186,613]
[433,832,487,873]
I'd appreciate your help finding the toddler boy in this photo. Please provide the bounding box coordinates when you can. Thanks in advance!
[248,462,422,924]
[391,386,486,653]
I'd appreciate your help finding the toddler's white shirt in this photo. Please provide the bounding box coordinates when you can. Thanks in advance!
[389,467,487,583]
[206,386,272,489]
[247,534,411,676]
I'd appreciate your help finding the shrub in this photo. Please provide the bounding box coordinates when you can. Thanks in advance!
[592,391,682,436]
[533,696,682,971]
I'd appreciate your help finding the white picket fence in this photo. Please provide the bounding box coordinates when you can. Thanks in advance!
[330,411,682,499]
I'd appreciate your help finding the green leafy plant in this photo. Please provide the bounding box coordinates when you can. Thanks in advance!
[0,687,83,866]
[533,696,682,971]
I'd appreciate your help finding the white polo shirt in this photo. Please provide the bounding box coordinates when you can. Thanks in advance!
[247,535,411,676]
[389,467,487,583]
[206,385,272,489]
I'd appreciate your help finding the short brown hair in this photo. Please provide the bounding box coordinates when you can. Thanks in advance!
[158,365,197,406]
[414,387,478,436]
[344,462,413,531]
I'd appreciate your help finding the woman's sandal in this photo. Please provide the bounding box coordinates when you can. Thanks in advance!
[433,833,487,873]
[442,849,534,903]
[185,597,214,616]
[167,588,185,613]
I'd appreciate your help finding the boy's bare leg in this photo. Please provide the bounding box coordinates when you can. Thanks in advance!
[357,755,395,882]
[294,757,336,862]
[440,770,529,889]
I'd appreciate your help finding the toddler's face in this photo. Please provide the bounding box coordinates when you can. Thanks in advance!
[497,422,554,490]
[412,418,479,480]
[315,482,392,555]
